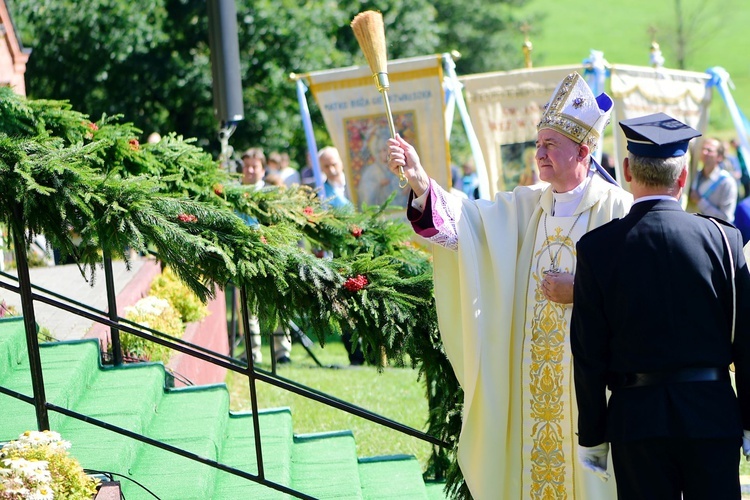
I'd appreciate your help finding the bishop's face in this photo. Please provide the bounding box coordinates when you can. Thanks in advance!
[535,128,588,193]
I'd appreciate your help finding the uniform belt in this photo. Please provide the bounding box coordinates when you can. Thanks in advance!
[608,367,728,390]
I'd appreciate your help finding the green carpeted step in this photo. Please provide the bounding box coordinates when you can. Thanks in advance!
[358,454,429,499]
[0,316,31,443]
[424,480,449,500]
[0,318,440,499]
[121,384,230,500]
[0,317,27,383]
[213,408,294,499]
[56,362,168,476]
[292,430,363,499]
[0,339,102,441]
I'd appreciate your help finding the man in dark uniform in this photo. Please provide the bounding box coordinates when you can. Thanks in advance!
[571,112,750,499]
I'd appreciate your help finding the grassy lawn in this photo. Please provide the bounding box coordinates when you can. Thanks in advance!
[224,335,435,470]
[518,0,750,133]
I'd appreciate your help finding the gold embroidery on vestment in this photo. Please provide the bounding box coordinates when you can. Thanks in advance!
[528,225,574,499]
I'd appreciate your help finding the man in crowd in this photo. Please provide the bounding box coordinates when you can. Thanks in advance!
[460,158,480,199]
[572,113,750,499]
[689,137,737,222]
[314,146,365,364]
[238,148,293,364]
[318,146,351,209]
[386,72,631,499]
[266,151,301,187]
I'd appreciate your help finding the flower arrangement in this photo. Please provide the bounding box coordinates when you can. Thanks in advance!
[0,430,98,499]
[122,296,184,363]
[148,267,209,324]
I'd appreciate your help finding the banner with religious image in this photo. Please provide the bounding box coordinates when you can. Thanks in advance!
[459,65,582,195]
[306,55,449,210]
[609,64,712,186]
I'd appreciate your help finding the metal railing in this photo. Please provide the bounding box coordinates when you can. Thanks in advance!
[0,229,449,498]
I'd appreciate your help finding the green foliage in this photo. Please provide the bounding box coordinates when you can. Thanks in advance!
[9,0,170,132]
[431,0,531,75]
[0,88,467,497]
[6,1,745,495]
[149,267,209,323]
[9,0,529,165]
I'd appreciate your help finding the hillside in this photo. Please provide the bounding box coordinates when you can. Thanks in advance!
[519,0,750,134]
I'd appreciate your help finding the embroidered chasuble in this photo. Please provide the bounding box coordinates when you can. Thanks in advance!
[523,211,587,499]
[411,173,632,499]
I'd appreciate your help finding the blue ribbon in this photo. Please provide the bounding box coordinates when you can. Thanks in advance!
[582,50,609,100]
[444,71,456,137]
[705,67,750,161]
[590,155,619,187]
[295,78,325,197]
[582,50,611,165]
[442,53,491,199]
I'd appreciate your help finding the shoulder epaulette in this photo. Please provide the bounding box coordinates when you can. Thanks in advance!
[694,213,736,229]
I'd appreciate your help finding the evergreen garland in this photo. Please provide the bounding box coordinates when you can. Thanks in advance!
[0,87,469,498]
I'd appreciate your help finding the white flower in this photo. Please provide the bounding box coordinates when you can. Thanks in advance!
[28,486,54,500]
[1,431,95,499]
[125,296,171,318]
[1,453,53,499]
[2,432,70,458]
[4,485,31,497]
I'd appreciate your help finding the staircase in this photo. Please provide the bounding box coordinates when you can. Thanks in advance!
[0,317,446,499]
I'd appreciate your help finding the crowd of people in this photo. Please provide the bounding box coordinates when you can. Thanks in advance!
[232,145,365,367]
[453,123,750,238]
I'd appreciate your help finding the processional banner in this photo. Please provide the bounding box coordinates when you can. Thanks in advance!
[459,65,581,195]
[609,64,712,187]
[306,55,449,210]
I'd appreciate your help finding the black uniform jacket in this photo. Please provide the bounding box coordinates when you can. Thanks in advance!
[571,198,750,446]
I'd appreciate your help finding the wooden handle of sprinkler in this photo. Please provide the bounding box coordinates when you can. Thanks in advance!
[375,73,407,188]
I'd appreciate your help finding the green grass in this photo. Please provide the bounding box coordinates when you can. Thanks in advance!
[518,0,750,133]
[226,333,750,489]
[225,337,434,471]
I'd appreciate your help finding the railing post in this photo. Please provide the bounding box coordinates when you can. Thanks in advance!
[10,205,49,430]
[240,284,264,480]
[102,251,123,366]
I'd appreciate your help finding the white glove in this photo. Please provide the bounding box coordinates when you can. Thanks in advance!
[577,443,611,482]
[742,430,750,461]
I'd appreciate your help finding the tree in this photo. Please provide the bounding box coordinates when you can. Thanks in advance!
[432,0,528,75]
[10,0,528,165]
[670,0,726,70]
[9,0,173,130]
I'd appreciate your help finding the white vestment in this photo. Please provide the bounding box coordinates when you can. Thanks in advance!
[414,173,632,499]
